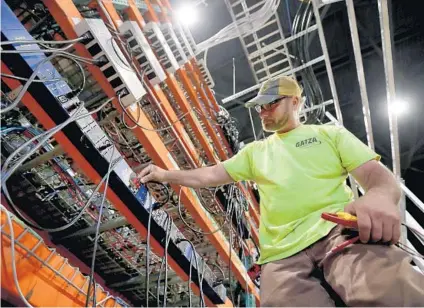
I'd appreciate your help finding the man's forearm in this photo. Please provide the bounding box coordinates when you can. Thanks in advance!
[363,165,401,204]
[163,168,208,188]
[137,163,234,188]
[162,164,233,188]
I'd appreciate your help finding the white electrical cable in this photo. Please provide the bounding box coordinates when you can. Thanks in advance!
[96,295,113,307]
[86,147,121,307]
[0,43,75,53]
[0,37,85,46]
[1,97,112,180]
[0,53,87,115]
[0,204,34,307]
[196,0,280,53]
[2,97,113,180]
[1,73,67,83]
[0,48,98,65]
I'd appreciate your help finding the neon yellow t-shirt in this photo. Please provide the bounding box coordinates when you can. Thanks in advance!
[222,124,380,264]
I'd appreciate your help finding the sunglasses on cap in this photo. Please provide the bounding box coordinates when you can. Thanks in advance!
[254,96,289,113]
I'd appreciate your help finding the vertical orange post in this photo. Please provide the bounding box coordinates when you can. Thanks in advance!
[144,0,229,161]
[176,68,228,160]
[191,59,221,113]
[183,61,233,153]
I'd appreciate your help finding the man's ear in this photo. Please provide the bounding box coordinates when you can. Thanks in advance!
[292,96,300,109]
[293,96,304,114]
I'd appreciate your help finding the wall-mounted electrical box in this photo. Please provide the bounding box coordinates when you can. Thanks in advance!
[143,22,179,73]
[172,23,195,60]
[160,23,188,67]
[119,21,166,85]
[74,18,146,107]
[197,59,215,89]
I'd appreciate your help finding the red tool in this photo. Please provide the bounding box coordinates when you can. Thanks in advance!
[248,264,261,281]
[321,212,360,256]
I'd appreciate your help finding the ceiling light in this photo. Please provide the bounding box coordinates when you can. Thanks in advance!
[390,99,408,116]
[176,5,197,26]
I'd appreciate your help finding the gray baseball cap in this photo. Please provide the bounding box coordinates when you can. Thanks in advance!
[245,76,303,108]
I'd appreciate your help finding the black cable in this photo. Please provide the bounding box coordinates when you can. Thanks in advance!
[290,1,325,124]
[176,238,205,308]
[143,180,170,307]
[199,260,206,308]
[157,212,172,307]
[188,253,193,307]
[195,187,227,216]
[145,191,154,308]
[228,200,236,305]
[177,187,231,235]
[85,148,117,307]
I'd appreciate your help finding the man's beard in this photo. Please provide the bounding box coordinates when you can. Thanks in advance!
[262,120,279,132]
[262,116,289,132]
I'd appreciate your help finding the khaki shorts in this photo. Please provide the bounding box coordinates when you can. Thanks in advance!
[260,226,424,306]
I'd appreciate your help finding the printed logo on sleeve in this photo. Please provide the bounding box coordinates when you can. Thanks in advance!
[296,137,322,148]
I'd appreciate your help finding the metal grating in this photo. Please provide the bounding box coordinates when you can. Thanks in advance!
[225,0,294,83]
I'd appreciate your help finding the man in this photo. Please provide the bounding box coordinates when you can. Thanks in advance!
[138,76,424,306]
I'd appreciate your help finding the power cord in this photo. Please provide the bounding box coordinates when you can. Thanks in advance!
[177,186,233,235]
[85,147,120,307]
[133,180,170,307]
[0,53,86,114]
[157,212,172,307]
[118,93,190,133]
[175,238,206,308]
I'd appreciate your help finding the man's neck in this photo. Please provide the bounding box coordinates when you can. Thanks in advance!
[276,121,301,134]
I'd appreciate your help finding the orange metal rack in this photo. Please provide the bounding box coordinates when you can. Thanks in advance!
[1,0,261,304]
[1,58,218,307]
[1,206,122,307]
[90,0,259,303]
[1,0,260,304]
[94,0,261,245]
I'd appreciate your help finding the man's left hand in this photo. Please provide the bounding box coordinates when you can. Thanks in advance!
[344,190,401,244]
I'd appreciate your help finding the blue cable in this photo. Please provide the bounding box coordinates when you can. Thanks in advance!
[286,0,293,33]
[0,126,26,135]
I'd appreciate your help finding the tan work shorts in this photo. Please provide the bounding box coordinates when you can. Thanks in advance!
[260,226,424,306]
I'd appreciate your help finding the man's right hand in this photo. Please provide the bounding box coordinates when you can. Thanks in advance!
[138,164,167,183]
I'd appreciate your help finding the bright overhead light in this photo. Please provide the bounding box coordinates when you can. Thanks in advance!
[390,99,408,116]
[176,5,197,26]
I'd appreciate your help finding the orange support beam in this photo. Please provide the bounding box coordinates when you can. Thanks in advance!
[176,68,228,160]
[144,0,229,161]
[1,206,122,307]
[41,0,258,303]
[183,61,233,153]
[164,73,219,163]
[191,59,221,114]
[145,0,260,240]
[140,0,260,300]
